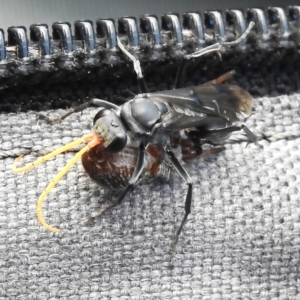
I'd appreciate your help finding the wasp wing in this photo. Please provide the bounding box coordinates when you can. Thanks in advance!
[149,84,253,131]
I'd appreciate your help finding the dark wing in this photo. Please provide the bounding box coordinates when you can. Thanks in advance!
[150,84,253,131]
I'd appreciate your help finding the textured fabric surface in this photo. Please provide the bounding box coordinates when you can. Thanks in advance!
[0,93,300,299]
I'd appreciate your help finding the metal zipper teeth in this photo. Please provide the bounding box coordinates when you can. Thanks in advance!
[0,7,299,84]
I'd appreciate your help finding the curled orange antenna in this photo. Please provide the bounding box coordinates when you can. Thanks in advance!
[13,132,102,232]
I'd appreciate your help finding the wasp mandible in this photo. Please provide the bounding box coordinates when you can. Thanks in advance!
[13,22,258,245]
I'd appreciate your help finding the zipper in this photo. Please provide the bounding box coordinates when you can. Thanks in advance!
[0,7,299,112]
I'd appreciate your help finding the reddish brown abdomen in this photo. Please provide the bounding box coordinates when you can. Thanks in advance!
[82,144,139,189]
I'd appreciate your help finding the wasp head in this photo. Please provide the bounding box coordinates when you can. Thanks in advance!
[93,109,127,152]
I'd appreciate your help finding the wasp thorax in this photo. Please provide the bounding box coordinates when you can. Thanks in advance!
[131,98,161,129]
[93,109,127,152]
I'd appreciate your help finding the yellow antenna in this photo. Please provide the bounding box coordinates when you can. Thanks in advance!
[13,132,102,232]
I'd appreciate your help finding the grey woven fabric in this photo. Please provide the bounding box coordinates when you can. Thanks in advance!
[0,93,300,299]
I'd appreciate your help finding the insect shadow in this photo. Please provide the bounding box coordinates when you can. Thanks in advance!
[13,22,259,247]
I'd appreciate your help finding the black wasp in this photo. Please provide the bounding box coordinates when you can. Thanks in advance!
[13,22,258,244]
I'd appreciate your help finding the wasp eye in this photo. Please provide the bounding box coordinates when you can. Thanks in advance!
[93,109,112,124]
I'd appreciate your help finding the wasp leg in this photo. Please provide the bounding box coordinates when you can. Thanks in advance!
[174,42,230,88]
[174,43,227,88]
[205,125,259,146]
[137,76,150,94]
[174,21,255,89]
[36,99,119,123]
[174,59,189,89]
[242,125,260,147]
[182,146,225,162]
[116,37,149,94]
[197,125,260,147]
[84,143,146,225]
[203,70,236,85]
[166,147,193,246]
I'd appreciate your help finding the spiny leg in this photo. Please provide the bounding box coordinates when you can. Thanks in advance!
[84,143,146,225]
[13,132,102,232]
[117,37,149,94]
[166,147,193,246]
[174,21,255,89]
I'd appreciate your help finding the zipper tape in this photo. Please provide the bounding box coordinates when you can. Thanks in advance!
[0,8,299,83]
[0,7,300,112]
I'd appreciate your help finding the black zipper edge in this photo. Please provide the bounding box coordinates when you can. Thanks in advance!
[0,6,299,91]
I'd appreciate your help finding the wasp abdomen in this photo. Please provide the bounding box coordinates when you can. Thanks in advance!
[82,143,170,189]
[82,144,138,188]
